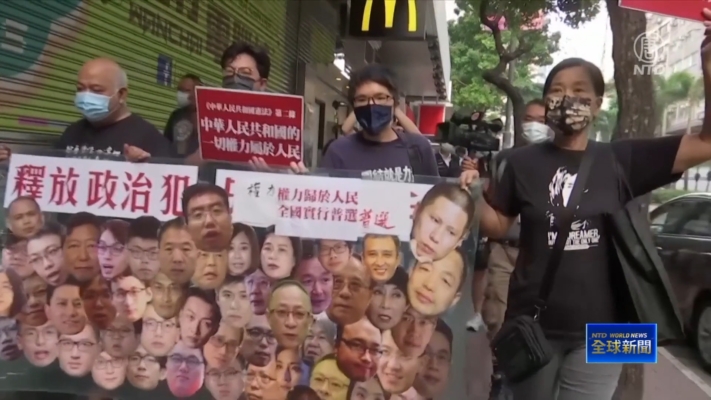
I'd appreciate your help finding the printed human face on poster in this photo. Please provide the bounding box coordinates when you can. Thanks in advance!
[1,154,473,398]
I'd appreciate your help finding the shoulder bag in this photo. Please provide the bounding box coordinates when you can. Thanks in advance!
[490,141,597,383]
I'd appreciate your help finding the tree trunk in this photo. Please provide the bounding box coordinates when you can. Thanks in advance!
[607,0,653,398]
[684,105,694,190]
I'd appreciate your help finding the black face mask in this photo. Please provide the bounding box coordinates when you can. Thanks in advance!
[223,75,257,91]
[545,95,593,136]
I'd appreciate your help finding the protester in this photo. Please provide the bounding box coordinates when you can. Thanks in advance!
[435,143,461,178]
[339,105,421,136]
[164,73,202,157]
[0,58,172,163]
[466,98,549,332]
[459,40,711,396]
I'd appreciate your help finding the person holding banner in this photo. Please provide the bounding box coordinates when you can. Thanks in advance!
[457,11,711,397]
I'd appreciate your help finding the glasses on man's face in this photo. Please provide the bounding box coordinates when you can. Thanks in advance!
[128,247,158,260]
[59,339,96,352]
[28,246,61,269]
[168,354,203,368]
[352,94,393,107]
[95,357,127,370]
[333,277,367,294]
[105,326,133,338]
[311,374,348,391]
[20,327,58,341]
[206,368,242,380]
[129,353,158,366]
[98,243,125,256]
[114,288,146,301]
[143,318,177,331]
[209,334,241,350]
[245,327,276,344]
[341,338,382,358]
[268,308,311,322]
[318,242,348,256]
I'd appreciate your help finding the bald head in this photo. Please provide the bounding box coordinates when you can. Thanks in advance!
[76,58,129,122]
[78,58,128,92]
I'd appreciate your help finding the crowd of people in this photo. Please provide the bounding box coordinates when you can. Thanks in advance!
[1,9,711,400]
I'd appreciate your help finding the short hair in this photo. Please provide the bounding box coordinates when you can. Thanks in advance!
[268,280,309,306]
[413,183,476,239]
[384,266,408,294]
[235,354,247,371]
[8,196,40,212]
[435,318,454,354]
[181,183,229,220]
[65,212,101,237]
[526,98,546,108]
[100,219,129,245]
[46,276,82,304]
[346,377,388,400]
[362,234,400,252]
[220,41,271,80]
[260,226,302,268]
[128,216,161,241]
[286,385,320,400]
[316,239,354,251]
[158,217,188,242]
[4,232,24,248]
[184,287,221,327]
[28,222,65,245]
[221,273,247,287]
[543,57,605,98]
[311,318,337,346]
[2,268,26,318]
[180,73,202,84]
[231,223,260,276]
[347,63,399,104]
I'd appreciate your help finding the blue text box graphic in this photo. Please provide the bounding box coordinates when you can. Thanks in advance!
[586,323,657,364]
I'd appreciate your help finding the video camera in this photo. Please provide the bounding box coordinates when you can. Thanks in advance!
[434,111,503,176]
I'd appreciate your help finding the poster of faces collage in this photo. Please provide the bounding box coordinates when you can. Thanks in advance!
[0,176,476,400]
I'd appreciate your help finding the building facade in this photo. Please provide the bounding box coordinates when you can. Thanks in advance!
[646,14,705,135]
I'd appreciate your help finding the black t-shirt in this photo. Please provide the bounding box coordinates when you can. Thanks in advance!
[492,135,683,338]
[55,114,173,159]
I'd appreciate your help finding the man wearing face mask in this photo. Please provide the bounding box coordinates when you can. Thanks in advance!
[464,98,550,398]
[0,58,172,163]
[435,143,461,178]
[164,74,202,157]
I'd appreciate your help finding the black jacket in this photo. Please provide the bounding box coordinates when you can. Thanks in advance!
[435,153,461,178]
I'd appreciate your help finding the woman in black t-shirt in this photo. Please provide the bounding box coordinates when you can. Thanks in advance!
[459,13,711,399]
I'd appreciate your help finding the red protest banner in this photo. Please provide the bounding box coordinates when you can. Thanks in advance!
[619,0,705,22]
[195,87,304,166]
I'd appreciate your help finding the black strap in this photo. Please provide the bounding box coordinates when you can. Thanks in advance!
[536,141,597,316]
[397,131,425,175]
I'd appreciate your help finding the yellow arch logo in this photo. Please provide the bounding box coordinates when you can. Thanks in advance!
[361,0,417,32]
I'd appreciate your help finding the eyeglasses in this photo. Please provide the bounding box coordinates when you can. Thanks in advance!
[98,243,125,256]
[129,354,158,365]
[128,247,159,260]
[167,354,203,367]
[246,370,275,385]
[59,339,96,352]
[114,288,146,301]
[333,277,368,294]
[209,334,241,350]
[318,243,348,256]
[143,318,177,331]
[206,368,242,380]
[20,327,58,340]
[341,338,382,357]
[95,357,127,369]
[105,327,134,338]
[28,246,61,269]
[245,328,276,344]
[352,94,393,107]
[311,375,348,391]
[268,309,311,322]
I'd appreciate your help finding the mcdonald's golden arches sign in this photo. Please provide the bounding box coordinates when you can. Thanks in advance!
[347,0,424,39]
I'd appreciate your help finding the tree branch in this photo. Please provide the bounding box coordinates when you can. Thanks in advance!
[479,0,505,56]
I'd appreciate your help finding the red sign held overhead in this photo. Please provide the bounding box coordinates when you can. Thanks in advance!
[619,0,706,22]
[195,87,304,167]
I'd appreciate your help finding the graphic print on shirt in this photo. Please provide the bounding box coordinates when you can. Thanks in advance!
[65,145,122,159]
[546,167,600,250]
[361,166,414,182]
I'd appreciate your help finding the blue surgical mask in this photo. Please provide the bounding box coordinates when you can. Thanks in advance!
[522,121,551,143]
[354,104,393,136]
[223,75,257,91]
[75,91,115,121]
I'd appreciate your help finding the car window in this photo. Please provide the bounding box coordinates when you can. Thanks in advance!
[655,199,711,235]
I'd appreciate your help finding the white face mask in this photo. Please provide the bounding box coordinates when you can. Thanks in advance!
[522,121,551,143]
[176,91,190,107]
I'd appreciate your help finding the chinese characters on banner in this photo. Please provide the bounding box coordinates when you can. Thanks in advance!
[215,169,431,240]
[195,87,304,166]
[4,155,199,220]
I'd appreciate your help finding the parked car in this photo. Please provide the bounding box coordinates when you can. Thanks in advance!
[650,192,711,370]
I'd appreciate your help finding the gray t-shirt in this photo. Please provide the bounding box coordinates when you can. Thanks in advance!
[320,131,439,181]
[494,149,520,242]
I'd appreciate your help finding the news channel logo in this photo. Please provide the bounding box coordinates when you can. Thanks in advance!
[586,323,658,364]
[633,31,665,76]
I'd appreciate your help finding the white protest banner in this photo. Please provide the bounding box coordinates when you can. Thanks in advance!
[4,154,199,220]
[216,169,436,240]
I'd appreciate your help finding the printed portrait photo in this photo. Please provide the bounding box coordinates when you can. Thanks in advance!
[183,183,233,252]
[242,313,277,367]
[260,226,301,280]
[410,183,476,263]
[205,355,246,400]
[361,234,401,282]
[2,232,32,279]
[266,280,312,349]
[6,196,43,239]
[217,274,253,329]
[126,216,161,281]
[192,249,228,289]
[407,248,465,317]
[27,222,68,286]
[18,320,58,366]
[63,212,102,283]
[158,217,198,285]
[228,222,259,276]
[18,273,48,327]
[309,354,350,400]
[98,219,129,280]
[327,257,373,326]
[58,323,100,377]
[45,279,87,335]
[292,255,333,316]
[367,266,408,330]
